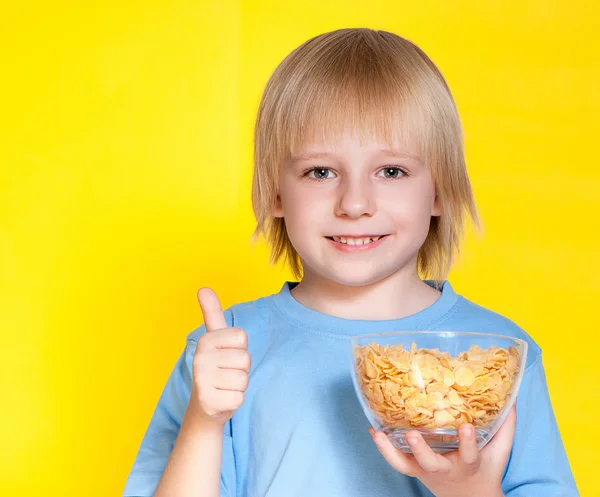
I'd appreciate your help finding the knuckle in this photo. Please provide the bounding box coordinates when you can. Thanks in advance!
[232,349,251,370]
[243,352,252,370]
[423,461,447,475]
[232,327,248,347]
[232,370,248,388]
[233,391,245,408]
[240,372,249,390]
[196,333,219,353]
[194,336,208,353]
[463,459,480,473]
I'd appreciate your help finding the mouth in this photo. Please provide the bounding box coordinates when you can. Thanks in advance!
[324,234,388,246]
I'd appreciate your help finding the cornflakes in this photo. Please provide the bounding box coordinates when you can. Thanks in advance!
[354,342,521,430]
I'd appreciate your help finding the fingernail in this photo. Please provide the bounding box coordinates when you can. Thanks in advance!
[461,424,473,439]
[407,435,418,446]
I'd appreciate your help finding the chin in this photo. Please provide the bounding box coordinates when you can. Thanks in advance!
[319,265,399,288]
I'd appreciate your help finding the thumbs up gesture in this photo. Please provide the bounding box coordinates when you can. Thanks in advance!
[190,288,251,425]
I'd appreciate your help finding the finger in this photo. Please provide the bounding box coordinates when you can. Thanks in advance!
[483,405,517,460]
[405,431,451,474]
[458,423,481,475]
[203,327,248,350]
[369,428,421,477]
[215,348,251,372]
[214,369,249,392]
[197,287,227,332]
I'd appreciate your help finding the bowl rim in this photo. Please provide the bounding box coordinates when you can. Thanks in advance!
[350,330,528,347]
[349,330,529,446]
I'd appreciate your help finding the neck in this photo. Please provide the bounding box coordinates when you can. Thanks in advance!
[290,263,442,321]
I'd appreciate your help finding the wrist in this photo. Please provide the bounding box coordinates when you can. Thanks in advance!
[434,485,504,497]
[182,402,226,436]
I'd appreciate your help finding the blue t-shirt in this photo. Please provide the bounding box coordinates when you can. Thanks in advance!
[123,281,578,497]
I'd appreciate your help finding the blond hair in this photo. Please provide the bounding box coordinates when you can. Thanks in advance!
[252,28,479,284]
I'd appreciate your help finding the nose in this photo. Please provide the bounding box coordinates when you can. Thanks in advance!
[334,177,376,219]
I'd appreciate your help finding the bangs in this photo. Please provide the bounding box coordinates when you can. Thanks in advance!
[287,83,429,159]
[266,31,433,162]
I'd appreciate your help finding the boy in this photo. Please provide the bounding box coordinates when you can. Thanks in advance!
[123,28,578,497]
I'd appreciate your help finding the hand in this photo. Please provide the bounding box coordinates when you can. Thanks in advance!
[370,406,516,497]
[189,287,251,425]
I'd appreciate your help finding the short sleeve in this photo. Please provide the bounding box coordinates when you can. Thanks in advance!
[123,324,237,497]
[502,356,579,496]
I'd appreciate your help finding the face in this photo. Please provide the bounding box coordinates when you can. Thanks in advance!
[273,134,441,287]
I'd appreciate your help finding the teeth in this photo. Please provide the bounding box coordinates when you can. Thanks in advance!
[331,236,381,245]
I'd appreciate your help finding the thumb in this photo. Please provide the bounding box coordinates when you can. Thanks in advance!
[197,287,228,332]
[483,404,517,463]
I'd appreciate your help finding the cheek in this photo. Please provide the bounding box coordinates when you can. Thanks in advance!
[280,192,317,237]
[284,209,316,240]
[381,188,436,235]
[384,188,433,216]
[281,180,330,216]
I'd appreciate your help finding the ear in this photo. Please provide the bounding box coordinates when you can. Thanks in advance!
[431,193,441,217]
[273,194,284,218]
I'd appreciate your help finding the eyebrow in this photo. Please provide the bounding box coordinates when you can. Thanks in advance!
[292,148,421,163]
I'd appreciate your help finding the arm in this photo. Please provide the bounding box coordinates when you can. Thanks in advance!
[153,397,225,497]
[502,356,579,496]
[122,346,238,497]
[123,289,248,497]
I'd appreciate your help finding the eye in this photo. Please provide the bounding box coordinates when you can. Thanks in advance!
[377,167,406,179]
[305,167,337,180]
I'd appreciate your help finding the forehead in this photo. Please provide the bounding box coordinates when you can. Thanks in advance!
[284,98,429,166]
[290,131,422,164]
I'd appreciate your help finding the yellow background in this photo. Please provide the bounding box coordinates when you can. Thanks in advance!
[1,1,598,495]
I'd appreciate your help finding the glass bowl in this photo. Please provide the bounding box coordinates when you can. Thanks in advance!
[349,331,527,454]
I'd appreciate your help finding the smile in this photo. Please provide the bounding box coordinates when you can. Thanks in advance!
[327,235,384,245]
[324,234,389,252]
